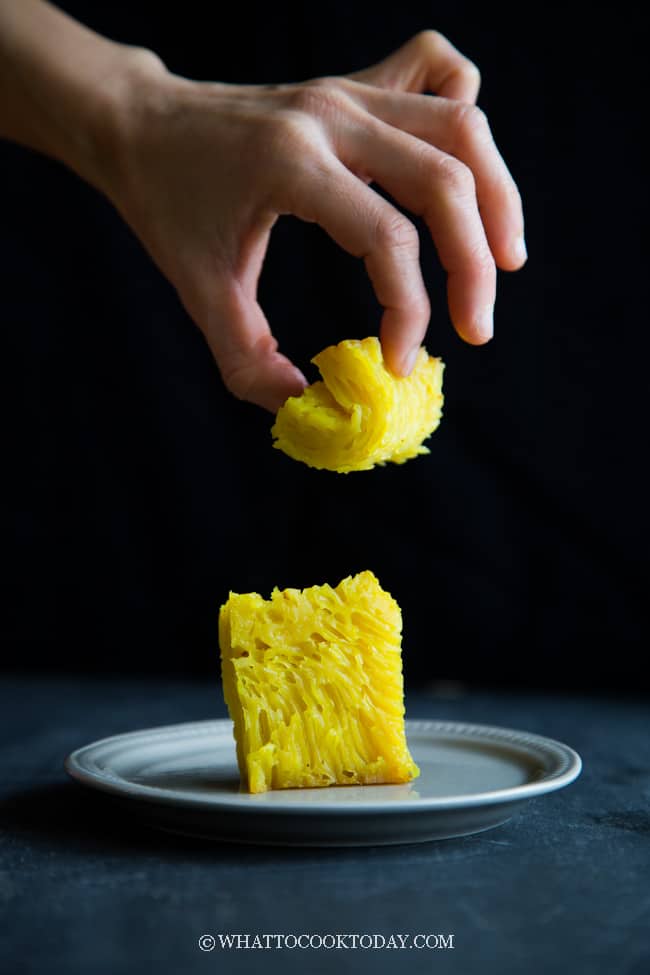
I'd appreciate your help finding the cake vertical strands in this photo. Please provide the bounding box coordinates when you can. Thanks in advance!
[219,571,419,794]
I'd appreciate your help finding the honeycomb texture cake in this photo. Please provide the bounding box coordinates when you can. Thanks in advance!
[271,336,444,472]
[219,571,419,794]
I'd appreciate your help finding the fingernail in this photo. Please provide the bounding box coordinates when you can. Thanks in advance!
[292,366,308,387]
[402,346,420,376]
[477,309,493,340]
[512,235,528,265]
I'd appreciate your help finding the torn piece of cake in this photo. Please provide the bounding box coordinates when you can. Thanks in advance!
[271,336,444,472]
[219,570,419,794]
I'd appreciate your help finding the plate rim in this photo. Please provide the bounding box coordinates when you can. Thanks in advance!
[64,717,582,814]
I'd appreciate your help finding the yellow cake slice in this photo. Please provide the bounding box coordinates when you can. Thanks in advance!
[219,570,419,794]
[271,336,444,472]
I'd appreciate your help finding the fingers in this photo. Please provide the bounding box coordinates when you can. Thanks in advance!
[343,84,526,271]
[288,159,430,375]
[184,277,307,414]
[338,118,496,344]
[349,30,481,103]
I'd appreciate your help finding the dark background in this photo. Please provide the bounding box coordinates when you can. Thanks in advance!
[1,2,647,688]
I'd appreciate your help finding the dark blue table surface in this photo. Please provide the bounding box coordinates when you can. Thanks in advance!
[1,675,648,975]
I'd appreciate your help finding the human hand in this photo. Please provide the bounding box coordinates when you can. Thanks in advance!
[100,31,525,412]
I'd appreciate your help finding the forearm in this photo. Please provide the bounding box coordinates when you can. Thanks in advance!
[0,0,158,191]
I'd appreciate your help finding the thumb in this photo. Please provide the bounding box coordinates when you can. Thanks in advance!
[193,277,308,414]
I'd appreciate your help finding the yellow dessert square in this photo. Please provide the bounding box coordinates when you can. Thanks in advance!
[219,570,419,794]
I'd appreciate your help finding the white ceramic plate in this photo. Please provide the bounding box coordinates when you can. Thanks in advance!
[64,719,582,846]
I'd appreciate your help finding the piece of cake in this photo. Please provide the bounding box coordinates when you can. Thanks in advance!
[219,570,419,794]
[271,336,444,472]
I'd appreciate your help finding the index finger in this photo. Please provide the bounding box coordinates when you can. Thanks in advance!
[288,156,430,375]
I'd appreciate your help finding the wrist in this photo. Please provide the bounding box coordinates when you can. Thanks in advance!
[72,46,170,198]
[0,0,170,192]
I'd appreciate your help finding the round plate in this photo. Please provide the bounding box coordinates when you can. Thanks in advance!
[64,719,582,846]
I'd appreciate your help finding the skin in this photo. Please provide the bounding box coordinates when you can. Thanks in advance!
[0,1,526,412]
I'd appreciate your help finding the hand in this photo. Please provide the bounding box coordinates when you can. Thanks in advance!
[101,31,526,412]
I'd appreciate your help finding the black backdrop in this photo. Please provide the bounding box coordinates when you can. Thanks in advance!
[1,2,647,688]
